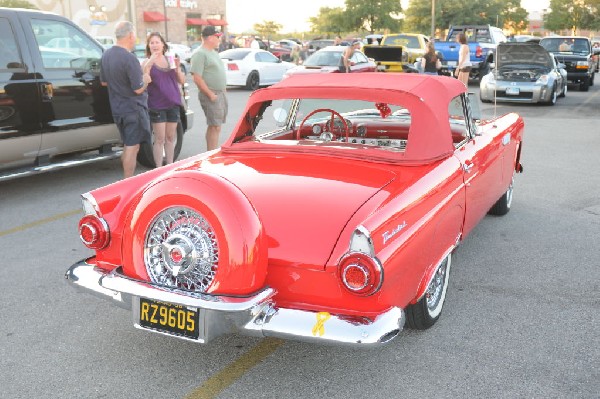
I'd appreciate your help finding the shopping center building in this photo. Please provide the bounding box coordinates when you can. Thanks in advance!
[29,0,227,45]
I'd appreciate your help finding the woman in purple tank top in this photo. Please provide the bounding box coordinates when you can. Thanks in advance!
[142,32,185,167]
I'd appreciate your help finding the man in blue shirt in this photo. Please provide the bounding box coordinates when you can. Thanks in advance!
[100,21,152,178]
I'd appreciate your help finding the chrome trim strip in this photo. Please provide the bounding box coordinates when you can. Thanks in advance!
[0,150,122,182]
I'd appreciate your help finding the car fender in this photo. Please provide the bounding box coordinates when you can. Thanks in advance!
[121,171,268,296]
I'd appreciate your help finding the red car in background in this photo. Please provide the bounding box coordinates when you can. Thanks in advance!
[66,73,524,346]
[283,45,376,77]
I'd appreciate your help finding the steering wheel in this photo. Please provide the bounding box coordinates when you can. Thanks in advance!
[296,108,349,142]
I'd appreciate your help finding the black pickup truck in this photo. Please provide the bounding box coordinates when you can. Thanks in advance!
[539,36,599,91]
[0,8,193,182]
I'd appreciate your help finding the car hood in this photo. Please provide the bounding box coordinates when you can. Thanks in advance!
[193,153,397,269]
[496,43,553,69]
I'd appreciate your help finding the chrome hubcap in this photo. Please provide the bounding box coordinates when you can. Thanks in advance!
[145,207,218,292]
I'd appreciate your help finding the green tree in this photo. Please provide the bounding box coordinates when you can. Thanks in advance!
[0,0,37,8]
[308,7,347,35]
[343,0,402,34]
[544,0,595,34]
[405,0,528,36]
[253,20,283,41]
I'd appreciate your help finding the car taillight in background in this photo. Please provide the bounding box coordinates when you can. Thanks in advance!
[339,252,383,296]
[227,63,239,71]
[475,46,483,58]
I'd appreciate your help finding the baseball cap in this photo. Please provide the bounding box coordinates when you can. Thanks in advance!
[201,26,222,37]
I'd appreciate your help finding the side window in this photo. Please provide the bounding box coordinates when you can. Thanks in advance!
[29,18,102,69]
[257,51,278,63]
[448,94,472,146]
[350,51,367,64]
[0,18,23,70]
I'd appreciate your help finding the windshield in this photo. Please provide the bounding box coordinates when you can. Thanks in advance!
[382,35,420,48]
[540,38,590,55]
[303,50,343,67]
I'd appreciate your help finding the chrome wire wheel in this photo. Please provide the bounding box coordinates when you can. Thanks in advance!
[425,255,451,319]
[144,207,219,292]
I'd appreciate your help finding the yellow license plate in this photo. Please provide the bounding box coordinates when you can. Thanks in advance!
[139,298,199,339]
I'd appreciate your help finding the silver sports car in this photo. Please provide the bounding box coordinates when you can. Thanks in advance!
[480,42,567,105]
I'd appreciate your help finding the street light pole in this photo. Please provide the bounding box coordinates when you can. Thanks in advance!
[431,0,435,39]
[164,0,169,41]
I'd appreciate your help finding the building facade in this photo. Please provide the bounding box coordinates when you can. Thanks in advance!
[29,0,227,45]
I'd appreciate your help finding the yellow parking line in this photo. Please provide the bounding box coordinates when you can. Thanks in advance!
[185,338,284,399]
[0,209,81,237]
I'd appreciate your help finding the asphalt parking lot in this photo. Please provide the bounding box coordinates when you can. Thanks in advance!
[0,79,598,399]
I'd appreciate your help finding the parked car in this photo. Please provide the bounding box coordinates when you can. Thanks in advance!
[0,7,193,181]
[435,25,507,80]
[480,42,567,105]
[220,48,295,90]
[272,39,299,49]
[307,39,335,54]
[539,36,599,91]
[66,73,524,346]
[283,45,376,77]
[269,45,292,61]
[94,35,115,48]
[379,33,430,65]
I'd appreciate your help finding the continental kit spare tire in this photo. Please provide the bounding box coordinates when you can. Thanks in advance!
[121,170,268,296]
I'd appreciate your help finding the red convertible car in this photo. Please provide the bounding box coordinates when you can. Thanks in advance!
[66,73,524,346]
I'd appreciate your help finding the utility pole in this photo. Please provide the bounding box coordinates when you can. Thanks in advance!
[431,0,436,39]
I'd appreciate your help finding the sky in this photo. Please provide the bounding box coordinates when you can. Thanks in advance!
[226,0,549,34]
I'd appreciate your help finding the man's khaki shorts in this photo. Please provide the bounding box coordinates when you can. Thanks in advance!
[198,90,228,126]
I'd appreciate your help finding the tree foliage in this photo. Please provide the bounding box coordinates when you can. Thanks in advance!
[0,0,37,8]
[309,0,402,35]
[544,0,598,34]
[404,0,528,36]
[253,20,283,39]
[344,0,402,33]
[308,7,347,35]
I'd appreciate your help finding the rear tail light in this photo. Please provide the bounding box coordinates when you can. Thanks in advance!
[227,63,239,71]
[339,252,383,296]
[79,214,109,249]
[475,46,483,58]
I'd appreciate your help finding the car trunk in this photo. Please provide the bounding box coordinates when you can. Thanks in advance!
[199,153,397,270]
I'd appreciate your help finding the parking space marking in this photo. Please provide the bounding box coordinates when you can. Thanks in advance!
[185,338,284,399]
[0,209,80,238]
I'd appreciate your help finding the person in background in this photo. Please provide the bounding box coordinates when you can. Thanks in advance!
[421,42,441,75]
[190,26,228,151]
[339,41,361,73]
[142,32,185,168]
[250,36,261,49]
[290,44,301,65]
[334,35,342,46]
[100,21,152,179]
[559,39,571,52]
[455,32,471,86]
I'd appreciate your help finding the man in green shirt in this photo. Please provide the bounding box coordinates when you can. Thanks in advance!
[190,26,228,151]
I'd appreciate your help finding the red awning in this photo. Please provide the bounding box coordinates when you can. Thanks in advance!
[207,19,228,26]
[186,18,209,26]
[143,11,169,22]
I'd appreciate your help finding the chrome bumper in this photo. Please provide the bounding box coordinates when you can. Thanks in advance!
[66,258,404,346]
